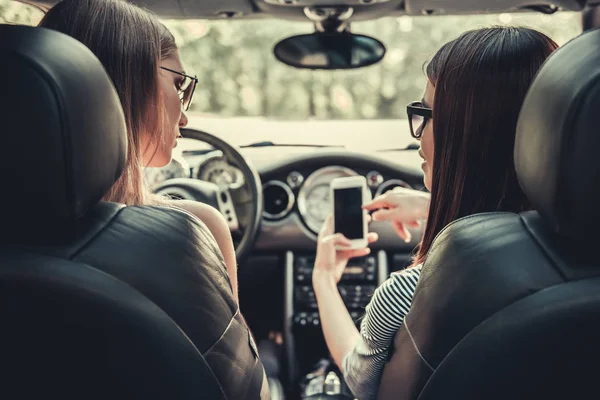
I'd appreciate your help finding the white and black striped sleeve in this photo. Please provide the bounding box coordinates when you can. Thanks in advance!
[342,264,422,400]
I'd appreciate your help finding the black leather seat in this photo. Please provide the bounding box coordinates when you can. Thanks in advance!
[0,248,228,399]
[378,28,600,400]
[0,25,268,399]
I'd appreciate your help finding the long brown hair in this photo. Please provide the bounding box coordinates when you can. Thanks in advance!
[413,27,558,266]
[39,0,177,205]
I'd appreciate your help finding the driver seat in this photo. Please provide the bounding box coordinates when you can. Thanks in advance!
[0,25,268,399]
[377,28,600,399]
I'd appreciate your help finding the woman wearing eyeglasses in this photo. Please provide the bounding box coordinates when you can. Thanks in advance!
[38,0,239,304]
[312,27,558,400]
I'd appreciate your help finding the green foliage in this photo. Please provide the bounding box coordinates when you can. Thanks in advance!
[0,0,43,25]
[0,1,581,119]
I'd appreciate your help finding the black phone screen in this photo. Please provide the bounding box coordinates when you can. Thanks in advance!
[333,187,364,239]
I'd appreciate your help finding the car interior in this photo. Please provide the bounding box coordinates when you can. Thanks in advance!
[2,0,599,399]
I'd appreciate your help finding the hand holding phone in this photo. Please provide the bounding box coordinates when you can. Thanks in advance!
[330,176,370,249]
[313,214,378,284]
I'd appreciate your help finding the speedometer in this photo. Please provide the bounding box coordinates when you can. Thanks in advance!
[197,156,245,189]
[297,166,359,233]
[306,184,330,222]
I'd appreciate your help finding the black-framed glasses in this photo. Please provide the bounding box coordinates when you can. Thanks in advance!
[407,101,433,139]
[160,66,198,111]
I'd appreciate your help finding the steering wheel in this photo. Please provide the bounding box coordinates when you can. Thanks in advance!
[152,128,263,264]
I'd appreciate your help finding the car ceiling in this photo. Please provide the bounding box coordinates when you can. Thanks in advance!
[22,0,588,20]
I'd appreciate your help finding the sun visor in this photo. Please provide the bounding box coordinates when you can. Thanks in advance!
[405,0,584,15]
[179,0,254,18]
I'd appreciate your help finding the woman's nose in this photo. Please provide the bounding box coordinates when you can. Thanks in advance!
[179,111,188,128]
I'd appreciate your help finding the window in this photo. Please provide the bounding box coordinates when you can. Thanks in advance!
[0,0,43,26]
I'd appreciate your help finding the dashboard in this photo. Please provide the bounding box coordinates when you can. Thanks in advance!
[285,165,413,234]
[146,151,245,189]
[260,159,422,240]
[147,144,426,252]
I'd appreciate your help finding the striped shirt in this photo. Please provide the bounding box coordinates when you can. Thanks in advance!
[342,264,423,400]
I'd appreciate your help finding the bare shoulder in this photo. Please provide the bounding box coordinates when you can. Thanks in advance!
[169,200,237,279]
[169,200,230,238]
[171,200,223,222]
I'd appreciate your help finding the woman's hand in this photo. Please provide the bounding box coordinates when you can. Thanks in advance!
[313,214,378,285]
[362,187,430,243]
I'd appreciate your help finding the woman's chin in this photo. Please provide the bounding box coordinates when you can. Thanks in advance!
[422,167,432,190]
[145,154,172,168]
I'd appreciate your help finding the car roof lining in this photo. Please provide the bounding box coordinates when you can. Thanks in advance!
[19,0,586,20]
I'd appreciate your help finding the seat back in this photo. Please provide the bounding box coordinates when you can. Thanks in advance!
[0,252,225,399]
[418,277,600,399]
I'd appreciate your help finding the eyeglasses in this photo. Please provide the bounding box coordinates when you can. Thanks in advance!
[160,66,198,111]
[407,101,433,139]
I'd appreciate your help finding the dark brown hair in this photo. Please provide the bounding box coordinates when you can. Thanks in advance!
[39,0,177,205]
[414,26,558,266]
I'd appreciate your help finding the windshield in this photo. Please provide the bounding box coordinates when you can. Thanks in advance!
[0,1,582,149]
[164,13,581,121]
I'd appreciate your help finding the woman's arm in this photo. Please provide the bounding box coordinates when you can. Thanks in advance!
[312,215,378,368]
[173,200,239,304]
[313,271,361,368]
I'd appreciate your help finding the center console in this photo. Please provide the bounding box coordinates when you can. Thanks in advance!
[284,251,389,384]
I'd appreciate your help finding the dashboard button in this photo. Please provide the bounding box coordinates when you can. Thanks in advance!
[287,171,304,188]
[366,171,384,188]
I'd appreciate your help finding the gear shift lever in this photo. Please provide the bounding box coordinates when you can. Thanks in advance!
[324,371,342,395]
[301,359,356,399]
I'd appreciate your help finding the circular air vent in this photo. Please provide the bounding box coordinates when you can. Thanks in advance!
[263,181,295,220]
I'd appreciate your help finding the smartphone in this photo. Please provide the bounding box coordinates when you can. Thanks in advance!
[330,176,370,249]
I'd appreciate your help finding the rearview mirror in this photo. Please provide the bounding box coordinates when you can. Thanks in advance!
[274,32,386,70]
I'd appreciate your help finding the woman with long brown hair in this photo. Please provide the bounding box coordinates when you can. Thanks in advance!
[311,26,558,399]
[39,0,240,304]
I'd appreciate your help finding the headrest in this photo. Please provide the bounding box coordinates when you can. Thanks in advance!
[515,28,600,242]
[0,25,126,243]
